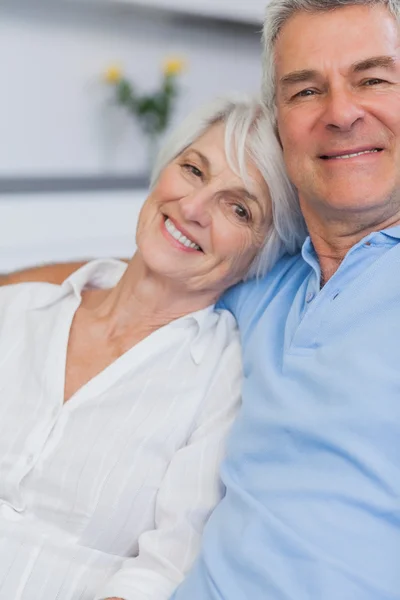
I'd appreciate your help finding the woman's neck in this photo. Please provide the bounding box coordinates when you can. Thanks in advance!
[81,253,215,340]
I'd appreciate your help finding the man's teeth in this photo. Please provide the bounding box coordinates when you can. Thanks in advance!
[165,218,201,250]
[331,149,379,160]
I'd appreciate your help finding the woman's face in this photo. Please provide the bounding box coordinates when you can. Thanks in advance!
[136,122,272,297]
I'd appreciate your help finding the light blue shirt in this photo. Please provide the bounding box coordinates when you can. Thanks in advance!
[171,226,400,600]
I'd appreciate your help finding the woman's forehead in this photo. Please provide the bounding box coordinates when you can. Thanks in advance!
[189,121,226,151]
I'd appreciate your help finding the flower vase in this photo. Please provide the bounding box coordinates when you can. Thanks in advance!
[146,133,161,174]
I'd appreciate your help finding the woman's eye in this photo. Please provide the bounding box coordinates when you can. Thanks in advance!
[182,163,203,178]
[234,204,250,222]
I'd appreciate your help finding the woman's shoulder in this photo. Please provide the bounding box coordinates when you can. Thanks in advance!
[0,282,60,346]
[192,304,240,352]
[0,262,86,286]
[187,305,241,382]
[0,280,61,318]
[189,308,242,429]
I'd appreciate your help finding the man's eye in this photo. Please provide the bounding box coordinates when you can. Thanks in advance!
[182,163,203,178]
[294,88,316,99]
[234,204,250,222]
[363,78,386,86]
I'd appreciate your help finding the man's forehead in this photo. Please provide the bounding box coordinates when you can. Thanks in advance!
[274,4,400,77]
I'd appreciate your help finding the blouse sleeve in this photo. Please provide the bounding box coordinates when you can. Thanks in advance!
[94,339,242,600]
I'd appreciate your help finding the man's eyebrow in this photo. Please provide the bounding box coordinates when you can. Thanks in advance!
[279,56,397,89]
[352,55,397,73]
[279,69,319,88]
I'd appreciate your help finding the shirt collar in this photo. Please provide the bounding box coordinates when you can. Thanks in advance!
[301,223,400,268]
[30,258,217,366]
[30,259,128,310]
[167,304,218,365]
[373,224,400,243]
[300,236,320,274]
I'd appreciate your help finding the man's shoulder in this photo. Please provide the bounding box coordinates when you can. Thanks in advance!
[221,252,307,322]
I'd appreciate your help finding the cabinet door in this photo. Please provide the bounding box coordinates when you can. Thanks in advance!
[118,0,265,25]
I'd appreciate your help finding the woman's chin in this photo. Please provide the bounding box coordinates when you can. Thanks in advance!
[139,250,198,282]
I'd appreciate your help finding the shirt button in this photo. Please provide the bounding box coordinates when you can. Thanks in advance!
[26,453,36,465]
[306,292,315,303]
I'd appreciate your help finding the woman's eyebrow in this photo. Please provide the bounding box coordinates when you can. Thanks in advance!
[184,149,210,170]
[230,187,260,206]
[183,153,262,206]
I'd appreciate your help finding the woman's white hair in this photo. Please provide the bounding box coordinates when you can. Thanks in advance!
[262,0,400,114]
[150,96,306,279]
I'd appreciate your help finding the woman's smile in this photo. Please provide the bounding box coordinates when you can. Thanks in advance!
[135,121,274,296]
[162,216,203,253]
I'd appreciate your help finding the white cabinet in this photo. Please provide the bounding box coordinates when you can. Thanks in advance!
[115,0,266,25]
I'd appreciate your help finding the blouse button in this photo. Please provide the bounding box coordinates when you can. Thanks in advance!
[26,452,36,466]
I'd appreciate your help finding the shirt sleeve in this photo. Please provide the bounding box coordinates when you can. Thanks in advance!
[94,340,242,600]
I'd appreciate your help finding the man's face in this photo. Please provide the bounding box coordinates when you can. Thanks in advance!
[275,5,400,220]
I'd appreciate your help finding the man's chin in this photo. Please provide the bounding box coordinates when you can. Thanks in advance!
[312,183,395,214]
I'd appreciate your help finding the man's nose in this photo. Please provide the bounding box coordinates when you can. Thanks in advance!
[321,87,365,132]
[179,189,213,227]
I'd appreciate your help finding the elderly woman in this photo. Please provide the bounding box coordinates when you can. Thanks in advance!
[0,97,304,600]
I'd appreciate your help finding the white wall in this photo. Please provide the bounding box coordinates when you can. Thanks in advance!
[0,0,262,177]
[0,190,146,272]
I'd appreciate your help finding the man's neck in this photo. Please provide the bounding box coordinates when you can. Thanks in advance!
[302,204,400,284]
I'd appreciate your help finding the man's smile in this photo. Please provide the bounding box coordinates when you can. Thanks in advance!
[319,146,384,160]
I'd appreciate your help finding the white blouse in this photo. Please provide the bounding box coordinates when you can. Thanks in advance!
[0,259,242,600]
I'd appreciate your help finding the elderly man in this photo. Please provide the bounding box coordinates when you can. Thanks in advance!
[3,0,400,598]
[170,0,400,598]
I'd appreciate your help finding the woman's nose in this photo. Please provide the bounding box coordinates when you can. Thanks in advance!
[179,189,213,227]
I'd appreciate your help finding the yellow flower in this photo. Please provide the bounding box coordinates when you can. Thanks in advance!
[162,57,186,77]
[104,65,123,84]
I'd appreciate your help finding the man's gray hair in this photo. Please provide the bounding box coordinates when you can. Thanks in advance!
[262,0,400,112]
[150,96,306,279]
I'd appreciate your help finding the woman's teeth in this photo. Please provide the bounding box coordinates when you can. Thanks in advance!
[165,218,201,250]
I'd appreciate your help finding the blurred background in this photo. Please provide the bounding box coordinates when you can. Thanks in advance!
[0,0,266,273]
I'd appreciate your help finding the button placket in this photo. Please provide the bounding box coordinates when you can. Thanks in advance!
[23,407,62,470]
[288,277,336,353]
